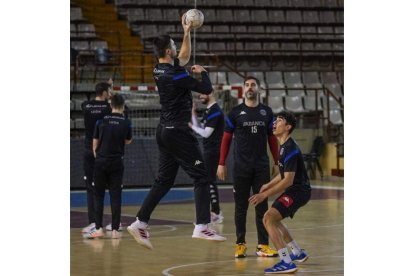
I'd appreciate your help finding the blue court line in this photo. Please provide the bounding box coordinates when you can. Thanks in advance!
[70,189,194,208]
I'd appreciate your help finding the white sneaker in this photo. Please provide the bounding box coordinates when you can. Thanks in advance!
[81,222,96,233]
[211,211,224,224]
[111,230,121,239]
[192,224,226,242]
[106,223,123,231]
[127,220,153,250]
[83,227,104,239]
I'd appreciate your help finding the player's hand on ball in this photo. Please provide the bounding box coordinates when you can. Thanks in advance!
[191,65,207,74]
[217,165,226,181]
[181,13,192,33]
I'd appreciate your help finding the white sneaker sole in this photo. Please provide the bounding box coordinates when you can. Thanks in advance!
[82,233,104,239]
[191,235,226,242]
[127,226,153,250]
[296,255,308,263]
[265,267,298,274]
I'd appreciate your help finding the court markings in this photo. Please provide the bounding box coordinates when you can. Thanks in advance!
[162,255,344,276]
[311,185,344,190]
[71,225,177,244]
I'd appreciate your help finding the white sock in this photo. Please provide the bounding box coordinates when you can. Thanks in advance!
[133,218,148,229]
[287,240,301,256]
[278,248,292,264]
[195,224,208,231]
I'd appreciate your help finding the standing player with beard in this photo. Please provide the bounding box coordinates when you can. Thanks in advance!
[127,14,226,250]
[189,93,225,224]
[217,77,280,258]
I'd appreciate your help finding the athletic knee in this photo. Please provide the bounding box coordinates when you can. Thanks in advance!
[263,209,278,227]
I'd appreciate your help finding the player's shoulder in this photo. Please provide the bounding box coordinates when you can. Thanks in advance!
[259,103,273,113]
[230,103,244,113]
[125,117,132,124]
[172,66,190,81]
[285,138,301,153]
[211,103,223,113]
[81,100,91,108]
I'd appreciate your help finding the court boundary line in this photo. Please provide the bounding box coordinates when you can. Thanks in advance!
[162,255,344,276]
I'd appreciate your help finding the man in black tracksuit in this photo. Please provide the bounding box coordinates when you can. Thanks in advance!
[127,14,225,250]
[189,93,225,223]
[80,82,111,233]
[83,94,132,239]
[217,77,280,258]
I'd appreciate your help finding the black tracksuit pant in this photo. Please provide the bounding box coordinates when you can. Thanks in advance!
[83,149,96,224]
[204,149,221,215]
[94,157,124,231]
[233,165,270,245]
[137,124,211,224]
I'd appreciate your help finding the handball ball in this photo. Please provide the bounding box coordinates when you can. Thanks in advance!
[185,9,204,29]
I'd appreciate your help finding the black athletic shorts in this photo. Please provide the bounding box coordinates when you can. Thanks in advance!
[271,185,311,219]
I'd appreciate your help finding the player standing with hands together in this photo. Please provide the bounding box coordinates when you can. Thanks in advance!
[217,77,279,258]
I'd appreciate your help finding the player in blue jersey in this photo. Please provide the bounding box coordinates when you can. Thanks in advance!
[217,76,279,258]
[249,111,312,274]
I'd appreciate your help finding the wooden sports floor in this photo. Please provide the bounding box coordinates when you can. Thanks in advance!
[70,178,343,275]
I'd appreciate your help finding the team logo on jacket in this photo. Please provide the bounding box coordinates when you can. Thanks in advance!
[280,147,284,156]
[278,195,293,208]
[260,109,267,116]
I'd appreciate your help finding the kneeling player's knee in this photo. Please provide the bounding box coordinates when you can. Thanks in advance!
[263,210,273,227]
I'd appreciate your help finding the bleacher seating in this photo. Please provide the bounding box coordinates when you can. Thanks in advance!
[285,96,306,113]
[113,0,343,64]
[329,109,343,125]
[71,0,344,135]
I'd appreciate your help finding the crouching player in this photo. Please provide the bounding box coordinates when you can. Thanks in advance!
[249,111,311,274]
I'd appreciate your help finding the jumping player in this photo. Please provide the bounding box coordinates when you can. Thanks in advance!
[249,111,311,274]
[217,76,279,258]
[127,14,226,250]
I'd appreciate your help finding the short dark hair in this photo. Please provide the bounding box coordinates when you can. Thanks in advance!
[110,94,125,109]
[95,82,110,96]
[153,35,172,58]
[276,111,297,134]
[244,76,260,88]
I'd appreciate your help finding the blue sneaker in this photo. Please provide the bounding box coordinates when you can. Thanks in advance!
[290,249,308,263]
[264,260,297,274]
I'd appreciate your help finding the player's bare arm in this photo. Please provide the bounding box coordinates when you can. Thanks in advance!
[178,14,191,66]
[249,172,295,207]
[125,139,133,145]
[92,138,99,158]
[217,165,226,181]
[260,173,282,193]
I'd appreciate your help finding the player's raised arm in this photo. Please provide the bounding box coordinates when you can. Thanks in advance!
[178,13,192,66]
